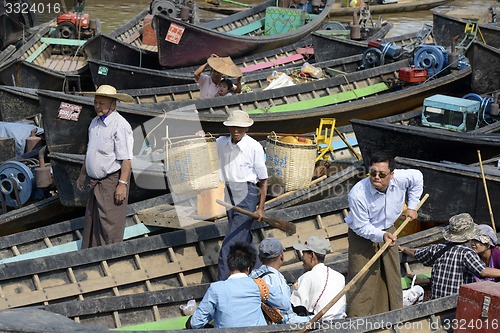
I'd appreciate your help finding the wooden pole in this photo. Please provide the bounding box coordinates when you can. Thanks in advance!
[216,199,297,235]
[299,193,430,333]
[477,150,496,233]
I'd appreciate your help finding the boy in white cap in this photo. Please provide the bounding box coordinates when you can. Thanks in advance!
[76,85,134,248]
[217,110,268,281]
[250,237,309,324]
[291,236,346,321]
[400,213,500,299]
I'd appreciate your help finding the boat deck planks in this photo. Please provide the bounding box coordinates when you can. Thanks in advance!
[0,193,359,310]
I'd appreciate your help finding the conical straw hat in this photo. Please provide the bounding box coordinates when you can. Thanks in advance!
[207,56,242,78]
[81,85,133,103]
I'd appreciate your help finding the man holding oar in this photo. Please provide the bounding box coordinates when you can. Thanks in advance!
[344,151,423,317]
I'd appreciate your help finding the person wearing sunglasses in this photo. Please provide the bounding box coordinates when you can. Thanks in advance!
[344,151,423,317]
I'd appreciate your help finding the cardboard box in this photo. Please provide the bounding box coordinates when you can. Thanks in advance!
[142,14,157,46]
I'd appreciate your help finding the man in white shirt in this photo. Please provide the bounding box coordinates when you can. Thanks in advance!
[217,110,268,280]
[290,236,346,321]
[344,151,423,316]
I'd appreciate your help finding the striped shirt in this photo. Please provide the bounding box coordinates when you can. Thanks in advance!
[415,243,486,299]
[85,111,133,180]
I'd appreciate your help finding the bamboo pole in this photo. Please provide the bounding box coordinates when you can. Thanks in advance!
[299,193,430,333]
[477,150,496,233]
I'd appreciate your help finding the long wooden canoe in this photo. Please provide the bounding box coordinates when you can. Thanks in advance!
[351,114,500,166]
[0,0,37,51]
[312,25,431,62]
[0,164,362,261]
[0,85,39,122]
[0,21,98,91]
[86,22,391,90]
[432,10,500,50]
[395,156,500,228]
[154,0,334,68]
[0,292,458,332]
[468,41,500,94]
[198,0,453,17]
[0,189,445,312]
[37,58,471,150]
[0,220,455,331]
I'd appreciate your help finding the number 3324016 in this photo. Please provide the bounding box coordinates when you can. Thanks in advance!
[3,1,61,14]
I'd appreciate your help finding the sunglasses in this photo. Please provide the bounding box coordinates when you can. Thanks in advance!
[369,170,391,179]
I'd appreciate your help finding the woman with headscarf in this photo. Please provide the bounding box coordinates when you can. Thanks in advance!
[471,224,500,282]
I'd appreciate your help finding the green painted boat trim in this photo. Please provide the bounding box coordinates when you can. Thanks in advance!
[113,315,190,331]
[401,273,432,289]
[40,37,87,46]
[25,43,50,63]
[228,18,265,35]
[248,82,390,114]
[0,223,156,264]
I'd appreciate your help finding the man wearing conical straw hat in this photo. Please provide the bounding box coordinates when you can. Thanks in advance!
[194,54,242,99]
[76,85,134,248]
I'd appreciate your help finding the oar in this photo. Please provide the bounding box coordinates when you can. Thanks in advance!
[216,199,296,235]
[299,193,430,333]
[477,150,496,233]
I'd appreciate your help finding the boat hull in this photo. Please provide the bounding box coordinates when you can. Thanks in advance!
[468,42,500,94]
[155,0,333,68]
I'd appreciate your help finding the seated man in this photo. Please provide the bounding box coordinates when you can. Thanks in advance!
[399,213,500,299]
[250,237,309,324]
[291,236,346,321]
[189,242,289,328]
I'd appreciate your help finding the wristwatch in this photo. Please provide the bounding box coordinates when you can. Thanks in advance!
[118,179,129,186]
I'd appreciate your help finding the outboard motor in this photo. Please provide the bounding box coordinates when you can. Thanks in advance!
[361,40,402,68]
[413,45,449,77]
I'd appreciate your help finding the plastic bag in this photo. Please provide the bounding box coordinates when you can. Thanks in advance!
[180,299,197,315]
[300,62,323,79]
[402,275,424,306]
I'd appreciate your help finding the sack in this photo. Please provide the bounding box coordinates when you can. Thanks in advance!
[253,277,284,324]
[402,275,424,306]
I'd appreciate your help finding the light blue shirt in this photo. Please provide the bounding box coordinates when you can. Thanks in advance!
[85,111,133,179]
[344,169,423,243]
[250,265,309,324]
[190,273,290,328]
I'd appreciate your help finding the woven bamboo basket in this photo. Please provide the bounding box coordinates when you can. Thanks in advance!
[266,135,317,192]
[165,137,220,194]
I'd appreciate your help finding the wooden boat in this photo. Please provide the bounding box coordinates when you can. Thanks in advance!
[198,0,453,17]
[86,20,390,90]
[0,164,362,264]
[154,0,334,68]
[0,292,458,332]
[83,8,161,70]
[0,0,38,51]
[468,42,500,94]
[0,85,39,122]
[312,24,431,62]
[329,0,453,17]
[395,156,500,228]
[0,189,445,311]
[0,21,99,91]
[82,2,197,70]
[351,112,500,166]
[36,58,471,149]
[48,152,169,207]
[432,9,500,51]
[0,194,84,237]
[0,216,455,331]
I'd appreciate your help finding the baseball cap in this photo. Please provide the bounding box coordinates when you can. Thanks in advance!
[259,237,285,259]
[293,236,331,255]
